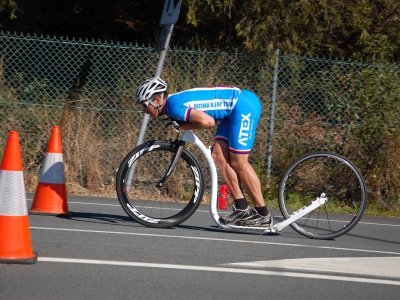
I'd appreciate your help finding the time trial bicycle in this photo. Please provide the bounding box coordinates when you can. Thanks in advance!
[116,123,367,240]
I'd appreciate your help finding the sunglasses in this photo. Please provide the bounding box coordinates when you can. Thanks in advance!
[141,98,156,109]
[141,94,164,110]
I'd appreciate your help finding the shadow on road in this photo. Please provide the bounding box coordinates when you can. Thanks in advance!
[177,224,283,237]
[57,211,400,246]
[344,231,400,246]
[57,211,141,227]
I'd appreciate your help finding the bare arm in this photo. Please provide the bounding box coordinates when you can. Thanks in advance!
[178,109,215,130]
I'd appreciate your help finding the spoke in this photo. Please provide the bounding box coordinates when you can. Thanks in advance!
[323,204,333,233]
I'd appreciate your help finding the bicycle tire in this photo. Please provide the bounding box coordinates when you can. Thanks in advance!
[116,140,204,228]
[278,151,367,239]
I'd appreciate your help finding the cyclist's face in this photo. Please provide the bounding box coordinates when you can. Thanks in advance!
[141,96,161,118]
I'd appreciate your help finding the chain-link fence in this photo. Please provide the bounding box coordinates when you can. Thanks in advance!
[0,31,399,209]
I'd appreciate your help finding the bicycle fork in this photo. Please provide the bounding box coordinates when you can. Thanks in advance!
[157,140,185,187]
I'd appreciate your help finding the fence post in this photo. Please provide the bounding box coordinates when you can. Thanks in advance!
[266,49,280,188]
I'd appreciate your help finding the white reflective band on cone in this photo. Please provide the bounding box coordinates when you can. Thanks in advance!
[0,170,28,216]
[39,153,65,184]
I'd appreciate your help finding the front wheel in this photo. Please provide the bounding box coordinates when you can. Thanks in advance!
[278,152,367,239]
[116,140,204,228]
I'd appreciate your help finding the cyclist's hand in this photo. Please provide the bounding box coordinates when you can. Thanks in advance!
[172,121,180,132]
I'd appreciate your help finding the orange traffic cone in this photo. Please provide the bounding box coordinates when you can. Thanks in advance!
[0,131,38,264]
[30,126,69,216]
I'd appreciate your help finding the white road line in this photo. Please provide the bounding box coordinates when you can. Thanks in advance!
[27,198,400,227]
[357,221,400,227]
[37,257,400,286]
[228,257,400,278]
[31,226,400,256]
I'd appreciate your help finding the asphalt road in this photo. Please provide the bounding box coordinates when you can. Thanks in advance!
[1,195,399,300]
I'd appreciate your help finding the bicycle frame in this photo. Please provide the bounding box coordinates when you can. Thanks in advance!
[180,130,328,233]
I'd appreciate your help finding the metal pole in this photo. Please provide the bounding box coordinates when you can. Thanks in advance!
[126,26,175,190]
[136,25,175,146]
[126,0,182,191]
[266,49,280,188]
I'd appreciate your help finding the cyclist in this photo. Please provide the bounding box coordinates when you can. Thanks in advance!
[135,76,271,227]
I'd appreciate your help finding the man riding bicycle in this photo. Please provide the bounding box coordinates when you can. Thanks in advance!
[135,76,271,227]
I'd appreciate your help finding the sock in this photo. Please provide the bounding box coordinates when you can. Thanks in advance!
[255,206,269,216]
[234,198,248,210]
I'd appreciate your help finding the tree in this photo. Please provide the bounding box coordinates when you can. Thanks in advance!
[185,0,400,61]
[0,0,166,43]
[1,0,399,61]
[0,0,17,21]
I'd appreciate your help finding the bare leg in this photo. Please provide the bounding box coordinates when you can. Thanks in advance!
[211,140,244,200]
[229,152,265,207]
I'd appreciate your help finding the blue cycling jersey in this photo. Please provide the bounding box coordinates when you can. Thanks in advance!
[165,87,261,154]
[166,87,241,122]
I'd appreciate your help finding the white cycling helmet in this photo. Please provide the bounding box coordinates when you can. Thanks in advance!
[135,76,168,103]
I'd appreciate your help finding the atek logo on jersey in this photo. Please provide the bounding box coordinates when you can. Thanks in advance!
[238,113,251,146]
